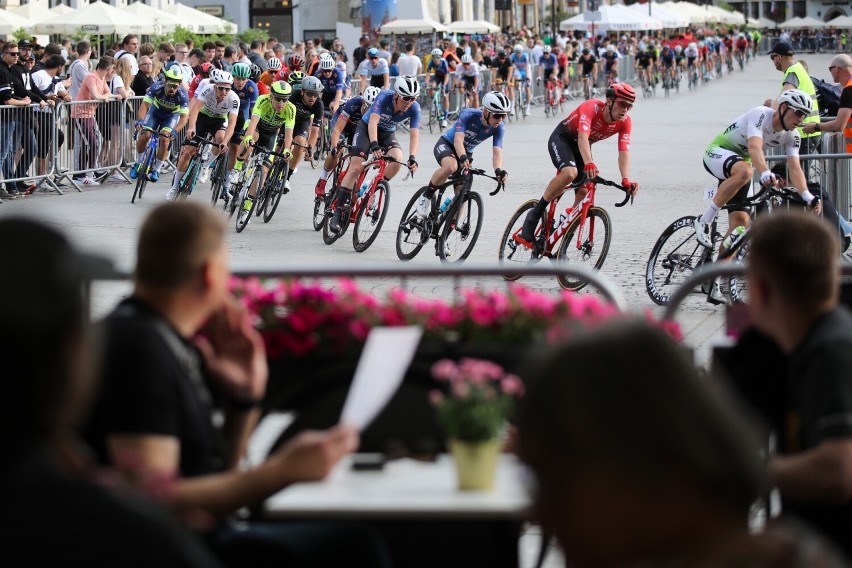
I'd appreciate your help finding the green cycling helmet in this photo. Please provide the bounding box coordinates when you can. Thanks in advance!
[232,62,251,79]
[288,70,304,87]
[163,67,182,82]
[270,80,292,98]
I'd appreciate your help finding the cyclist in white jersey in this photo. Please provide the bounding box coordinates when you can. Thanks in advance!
[166,69,240,200]
[455,54,481,109]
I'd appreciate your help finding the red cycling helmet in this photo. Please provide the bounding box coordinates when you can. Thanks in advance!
[197,62,213,76]
[287,53,304,70]
[606,82,636,104]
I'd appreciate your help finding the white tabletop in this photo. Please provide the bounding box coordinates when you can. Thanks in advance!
[263,454,532,520]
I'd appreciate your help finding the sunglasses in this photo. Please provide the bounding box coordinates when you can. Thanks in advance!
[302,91,319,97]
[322,69,333,73]
[792,108,809,118]
[400,95,416,102]
[369,56,378,60]
[614,100,633,110]
[215,86,230,92]
[5,52,19,57]
[829,65,839,71]
[272,96,289,103]
[490,113,507,120]
[164,81,180,89]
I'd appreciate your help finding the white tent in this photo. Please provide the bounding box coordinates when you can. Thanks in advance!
[0,9,33,35]
[36,1,145,35]
[446,20,500,34]
[611,4,663,30]
[49,3,75,16]
[779,16,827,29]
[561,4,661,33]
[661,2,710,24]
[826,15,852,28]
[702,5,746,25]
[162,3,235,34]
[379,18,448,35]
[750,16,778,29]
[626,2,689,28]
[9,0,53,24]
[121,2,184,35]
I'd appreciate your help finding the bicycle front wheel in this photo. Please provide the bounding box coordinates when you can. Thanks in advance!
[322,188,346,245]
[235,170,259,233]
[177,158,198,200]
[645,215,710,305]
[396,187,430,260]
[262,166,288,223]
[728,237,752,304]
[429,100,438,134]
[210,154,227,207]
[498,199,542,281]
[353,180,390,252]
[439,191,483,263]
[555,206,612,290]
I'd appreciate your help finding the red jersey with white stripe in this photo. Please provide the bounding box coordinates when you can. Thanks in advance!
[561,99,631,151]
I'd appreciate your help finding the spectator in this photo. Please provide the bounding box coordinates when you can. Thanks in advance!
[131,55,155,97]
[171,44,194,87]
[98,55,132,179]
[71,55,117,186]
[377,38,392,61]
[518,321,847,567]
[188,47,206,69]
[155,42,175,79]
[331,37,348,68]
[212,41,226,70]
[203,41,217,68]
[114,34,139,77]
[32,42,60,73]
[139,42,155,60]
[353,34,371,69]
[0,218,223,568]
[4,39,45,195]
[248,39,268,71]
[266,36,278,51]
[389,51,400,77]
[222,45,238,72]
[84,202,392,568]
[272,43,286,62]
[237,42,252,66]
[60,37,71,60]
[31,54,70,179]
[397,42,422,77]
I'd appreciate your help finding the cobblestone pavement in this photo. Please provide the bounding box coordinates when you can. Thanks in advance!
[2,54,836,567]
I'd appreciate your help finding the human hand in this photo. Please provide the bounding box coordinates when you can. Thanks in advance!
[809,193,822,215]
[802,122,818,134]
[495,168,507,182]
[762,98,773,107]
[194,298,268,405]
[408,154,418,173]
[283,149,293,160]
[759,170,777,188]
[186,128,196,140]
[273,425,359,484]
[622,177,639,196]
[583,161,598,180]
[369,142,382,160]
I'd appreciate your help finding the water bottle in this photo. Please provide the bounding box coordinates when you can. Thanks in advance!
[439,196,452,213]
[722,225,746,250]
[358,179,370,197]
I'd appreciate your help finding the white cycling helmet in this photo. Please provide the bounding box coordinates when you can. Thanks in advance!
[362,85,381,105]
[513,44,524,52]
[482,91,511,113]
[267,57,282,71]
[689,42,697,49]
[210,69,233,85]
[675,45,683,53]
[778,89,813,115]
[319,51,334,61]
[319,57,335,71]
[543,45,552,53]
[431,48,442,57]
[461,54,473,64]
[606,44,615,52]
[394,75,420,98]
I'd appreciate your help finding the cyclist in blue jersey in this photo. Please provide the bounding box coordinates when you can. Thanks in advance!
[314,54,344,113]
[539,45,558,83]
[221,63,258,190]
[510,44,532,117]
[313,85,380,196]
[415,91,509,218]
[329,76,421,234]
[130,67,189,182]
[358,47,390,89]
[427,48,451,128]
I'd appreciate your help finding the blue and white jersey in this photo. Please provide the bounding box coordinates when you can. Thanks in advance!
[440,109,504,154]
[427,57,449,79]
[361,89,421,132]
[231,79,258,124]
[539,53,558,70]
[314,68,344,93]
[510,52,529,73]
[333,95,366,128]
[143,80,189,114]
[359,58,389,78]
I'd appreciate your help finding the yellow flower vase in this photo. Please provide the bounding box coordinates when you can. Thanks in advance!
[449,438,501,491]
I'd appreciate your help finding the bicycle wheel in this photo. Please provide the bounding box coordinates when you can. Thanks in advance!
[543,87,551,117]
[429,99,438,134]
[728,237,752,304]
[353,180,390,252]
[322,189,345,245]
[253,168,268,217]
[235,170,259,233]
[439,191,483,263]
[645,215,712,306]
[177,157,198,200]
[396,187,431,260]
[262,164,288,223]
[131,147,152,204]
[498,199,543,281]
[209,155,221,207]
[555,207,611,290]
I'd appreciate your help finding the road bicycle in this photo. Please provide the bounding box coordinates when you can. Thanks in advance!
[735,50,745,71]
[645,184,809,306]
[130,126,169,204]
[321,151,409,252]
[175,135,217,201]
[229,142,292,233]
[207,151,229,208]
[687,63,699,91]
[539,76,563,117]
[512,78,530,119]
[396,166,503,263]
[498,176,631,290]
[638,68,655,98]
[661,66,676,98]
[426,84,448,133]
[311,110,332,168]
[312,141,348,231]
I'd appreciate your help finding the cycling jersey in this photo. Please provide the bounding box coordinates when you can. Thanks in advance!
[187,75,209,99]
[292,90,324,128]
[510,52,529,79]
[707,106,800,159]
[143,80,189,115]
[427,57,449,80]
[231,79,259,126]
[735,39,748,51]
[314,68,344,93]
[359,58,389,88]
[636,52,654,68]
[493,58,513,81]
[361,89,421,132]
[579,55,597,76]
[275,66,291,83]
[194,82,240,119]
[258,70,275,87]
[456,62,480,80]
[440,108,504,154]
[601,51,619,70]
[539,53,558,70]
[251,94,296,133]
[561,99,631,151]
[332,95,366,131]
[659,50,675,65]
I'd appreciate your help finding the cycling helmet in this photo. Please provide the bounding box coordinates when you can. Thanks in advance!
[496,49,506,57]
[231,62,251,79]
[689,42,697,49]
[461,54,473,64]
[362,85,381,105]
[513,44,524,52]
[163,67,183,82]
[543,45,552,53]
[270,80,292,98]
[210,69,233,85]
[267,57,282,71]
[606,82,636,104]
[431,48,442,57]
[287,53,304,70]
[319,57,335,71]
[582,48,590,55]
[301,75,322,94]
[675,45,683,53]
[249,64,262,82]
[197,62,212,75]
[606,44,615,52]
[368,47,379,58]
[319,51,334,61]
[288,70,305,87]
[698,41,705,47]
[394,75,420,98]
[778,89,813,115]
[482,91,511,113]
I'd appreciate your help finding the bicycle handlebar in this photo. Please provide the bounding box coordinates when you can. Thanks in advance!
[721,183,808,210]
[590,176,633,208]
[458,167,505,196]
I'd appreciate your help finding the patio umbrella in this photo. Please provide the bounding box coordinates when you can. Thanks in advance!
[779,16,827,29]
[162,3,235,34]
[49,3,75,16]
[625,2,689,28]
[826,15,852,28]
[121,2,184,35]
[36,1,145,35]
[446,20,500,34]
[379,18,447,35]
[561,4,661,34]
[0,9,33,35]
[9,0,53,24]
[750,16,779,29]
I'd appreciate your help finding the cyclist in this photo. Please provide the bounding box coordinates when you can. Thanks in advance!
[697,41,711,81]
[130,67,189,183]
[600,44,620,86]
[276,53,303,83]
[427,47,451,128]
[231,81,295,217]
[510,43,532,117]
[217,62,258,193]
[538,44,558,87]
[684,42,699,83]
[313,85,381,197]
[358,47,389,90]
[249,63,268,96]
[166,69,240,200]
[415,91,509,219]
[329,76,421,234]
[519,83,639,242]
[635,46,655,91]
[693,90,820,255]
[578,48,598,100]
[187,62,212,99]
[659,45,676,87]
[734,33,748,66]
[455,53,481,109]
[284,74,324,191]
[314,54,344,114]
[258,56,281,88]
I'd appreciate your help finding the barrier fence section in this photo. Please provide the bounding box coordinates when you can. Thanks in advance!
[0,102,61,197]
[758,36,845,55]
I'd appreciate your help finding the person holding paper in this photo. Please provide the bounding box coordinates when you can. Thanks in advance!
[83,202,391,568]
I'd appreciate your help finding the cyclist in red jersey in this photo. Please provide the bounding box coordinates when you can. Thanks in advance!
[187,62,212,99]
[520,82,639,241]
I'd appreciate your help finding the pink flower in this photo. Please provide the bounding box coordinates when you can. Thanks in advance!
[501,374,525,397]
[451,381,470,398]
[428,389,444,405]
[431,359,460,382]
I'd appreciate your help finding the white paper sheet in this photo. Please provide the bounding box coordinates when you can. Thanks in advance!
[339,326,423,431]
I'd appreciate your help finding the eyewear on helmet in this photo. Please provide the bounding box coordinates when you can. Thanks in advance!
[789,107,809,118]
[829,65,839,72]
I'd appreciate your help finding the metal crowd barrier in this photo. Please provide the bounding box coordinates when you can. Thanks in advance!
[759,36,844,55]
[0,102,60,197]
